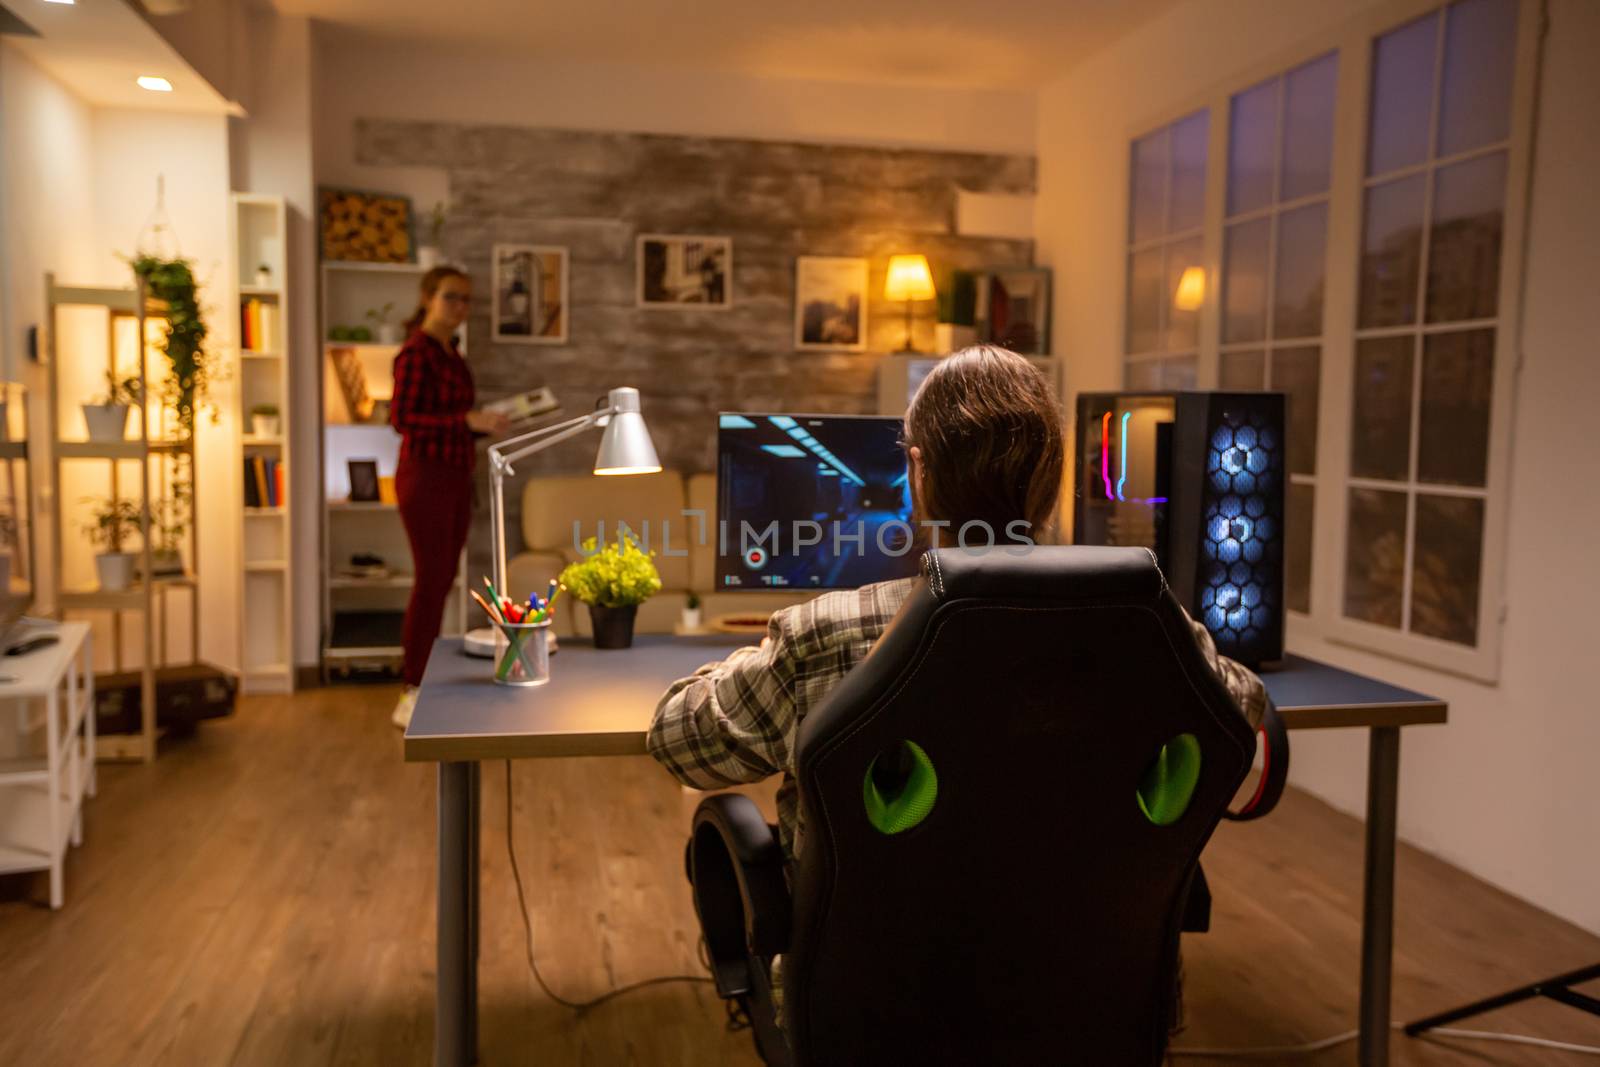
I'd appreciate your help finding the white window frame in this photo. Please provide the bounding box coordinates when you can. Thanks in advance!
[1117,0,1540,681]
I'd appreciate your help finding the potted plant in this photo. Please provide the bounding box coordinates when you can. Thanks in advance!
[681,591,703,632]
[557,534,662,649]
[418,202,446,269]
[366,302,401,345]
[130,255,217,437]
[82,370,141,442]
[84,498,142,591]
[935,270,978,354]
[255,262,273,288]
[143,493,187,578]
[251,403,280,438]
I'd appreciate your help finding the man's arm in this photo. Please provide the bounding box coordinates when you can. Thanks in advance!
[1186,615,1266,728]
[647,620,797,790]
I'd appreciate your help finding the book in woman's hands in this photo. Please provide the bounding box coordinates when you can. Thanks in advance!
[482,387,560,426]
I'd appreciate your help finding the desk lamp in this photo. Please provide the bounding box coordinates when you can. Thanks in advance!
[884,254,936,352]
[487,386,661,602]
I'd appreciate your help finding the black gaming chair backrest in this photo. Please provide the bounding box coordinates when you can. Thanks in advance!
[785,546,1256,1066]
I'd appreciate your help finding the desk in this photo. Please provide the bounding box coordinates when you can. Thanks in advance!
[406,638,1445,1067]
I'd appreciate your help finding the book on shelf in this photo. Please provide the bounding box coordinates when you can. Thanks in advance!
[240,298,280,353]
[244,456,284,508]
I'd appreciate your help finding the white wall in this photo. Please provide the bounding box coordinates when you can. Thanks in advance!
[1036,0,1600,935]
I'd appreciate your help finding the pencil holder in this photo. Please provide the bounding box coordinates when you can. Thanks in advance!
[493,620,551,687]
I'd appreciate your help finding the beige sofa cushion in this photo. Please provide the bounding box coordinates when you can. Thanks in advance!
[519,470,691,590]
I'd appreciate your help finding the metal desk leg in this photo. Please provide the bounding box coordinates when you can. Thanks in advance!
[1359,726,1401,1066]
[467,760,481,1060]
[437,761,478,1067]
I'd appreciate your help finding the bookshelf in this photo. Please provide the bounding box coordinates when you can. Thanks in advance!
[319,261,465,680]
[231,194,293,693]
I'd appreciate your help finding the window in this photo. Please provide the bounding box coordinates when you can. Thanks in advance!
[1218,53,1339,616]
[1342,0,1519,656]
[1123,110,1208,389]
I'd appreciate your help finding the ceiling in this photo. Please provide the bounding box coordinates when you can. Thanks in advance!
[273,0,1182,90]
[1,0,233,113]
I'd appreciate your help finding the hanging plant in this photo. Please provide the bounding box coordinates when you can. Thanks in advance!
[129,254,216,436]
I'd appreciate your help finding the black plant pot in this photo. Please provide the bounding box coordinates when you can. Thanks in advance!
[588,603,638,649]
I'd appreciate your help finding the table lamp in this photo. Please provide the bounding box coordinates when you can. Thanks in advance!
[487,386,661,602]
[884,254,936,352]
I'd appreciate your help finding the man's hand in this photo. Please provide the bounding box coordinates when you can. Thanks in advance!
[466,409,512,436]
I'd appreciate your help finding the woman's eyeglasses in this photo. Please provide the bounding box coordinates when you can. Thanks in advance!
[441,292,471,305]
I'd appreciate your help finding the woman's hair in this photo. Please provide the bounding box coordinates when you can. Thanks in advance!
[903,344,1064,545]
[403,265,469,333]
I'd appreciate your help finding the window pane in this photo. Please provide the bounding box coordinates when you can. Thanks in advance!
[1164,238,1203,351]
[1438,0,1518,157]
[1223,218,1270,344]
[1359,174,1426,329]
[1169,111,1209,234]
[1228,79,1278,217]
[1368,13,1439,177]
[1344,487,1407,628]
[1287,481,1314,614]
[1281,53,1338,200]
[1130,129,1168,244]
[1126,360,1160,389]
[1159,356,1197,389]
[1426,151,1506,323]
[1351,336,1413,481]
[1273,346,1320,477]
[1273,202,1327,339]
[1126,248,1163,354]
[1411,493,1485,645]
[1418,329,1494,487]
[1220,350,1265,390]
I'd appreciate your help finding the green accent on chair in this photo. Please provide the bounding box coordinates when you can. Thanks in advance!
[1136,733,1202,826]
[863,741,938,834]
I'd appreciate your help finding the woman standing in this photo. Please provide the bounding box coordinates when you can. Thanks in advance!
[389,266,509,728]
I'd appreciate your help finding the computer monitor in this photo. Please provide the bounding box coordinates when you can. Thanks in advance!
[715,413,917,590]
[1073,390,1286,667]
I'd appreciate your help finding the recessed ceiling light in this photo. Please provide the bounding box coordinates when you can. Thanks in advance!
[136,76,173,92]
[43,0,75,5]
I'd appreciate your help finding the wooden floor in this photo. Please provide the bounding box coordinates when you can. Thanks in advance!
[1,686,1597,1066]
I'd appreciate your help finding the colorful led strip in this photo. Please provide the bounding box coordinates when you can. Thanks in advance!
[1117,411,1131,502]
[1100,412,1113,499]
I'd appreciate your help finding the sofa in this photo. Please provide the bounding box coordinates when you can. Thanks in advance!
[505,470,812,638]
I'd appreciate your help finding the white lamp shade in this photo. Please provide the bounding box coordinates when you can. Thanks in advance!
[884,254,936,302]
[593,387,662,475]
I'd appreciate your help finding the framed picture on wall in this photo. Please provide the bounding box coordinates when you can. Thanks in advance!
[637,234,732,309]
[492,244,569,344]
[794,256,868,351]
[318,187,416,264]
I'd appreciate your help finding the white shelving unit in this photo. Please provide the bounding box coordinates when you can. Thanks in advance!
[0,621,94,909]
[232,194,294,693]
[319,261,465,679]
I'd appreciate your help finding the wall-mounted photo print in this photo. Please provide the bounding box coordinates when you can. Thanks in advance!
[637,234,731,309]
[794,256,867,351]
[492,245,569,344]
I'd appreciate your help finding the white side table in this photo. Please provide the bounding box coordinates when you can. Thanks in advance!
[0,621,94,908]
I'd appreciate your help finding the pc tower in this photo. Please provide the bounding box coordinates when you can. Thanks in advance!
[1073,391,1286,667]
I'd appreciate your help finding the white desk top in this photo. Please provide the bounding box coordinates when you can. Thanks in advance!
[0,621,90,698]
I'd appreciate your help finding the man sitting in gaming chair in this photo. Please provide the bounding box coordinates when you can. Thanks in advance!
[647,345,1265,866]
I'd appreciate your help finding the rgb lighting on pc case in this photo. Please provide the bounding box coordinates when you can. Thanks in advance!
[1073,391,1286,667]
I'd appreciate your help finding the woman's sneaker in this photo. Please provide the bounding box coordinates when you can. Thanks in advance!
[391,686,418,730]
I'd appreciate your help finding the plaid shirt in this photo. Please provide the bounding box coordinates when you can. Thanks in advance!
[648,576,1266,863]
[390,331,476,469]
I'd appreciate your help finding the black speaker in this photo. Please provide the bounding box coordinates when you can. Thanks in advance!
[1073,391,1286,667]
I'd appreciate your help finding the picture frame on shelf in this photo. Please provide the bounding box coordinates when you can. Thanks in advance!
[347,459,380,503]
[492,244,569,344]
[963,267,1052,355]
[794,256,868,351]
[637,234,731,309]
[318,186,416,264]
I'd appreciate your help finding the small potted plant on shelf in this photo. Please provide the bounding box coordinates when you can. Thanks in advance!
[143,494,187,578]
[82,370,142,442]
[256,262,273,288]
[557,533,662,649]
[417,202,446,269]
[681,591,703,632]
[366,302,401,345]
[251,403,280,438]
[83,498,142,591]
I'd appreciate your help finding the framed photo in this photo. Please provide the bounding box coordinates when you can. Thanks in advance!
[492,244,569,344]
[794,256,868,351]
[637,234,732,309]
[970,267,1053,355]
[318,187,415,264]
[347,459,380,503]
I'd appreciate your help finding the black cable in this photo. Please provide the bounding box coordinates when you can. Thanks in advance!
[503,760,715,1013]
